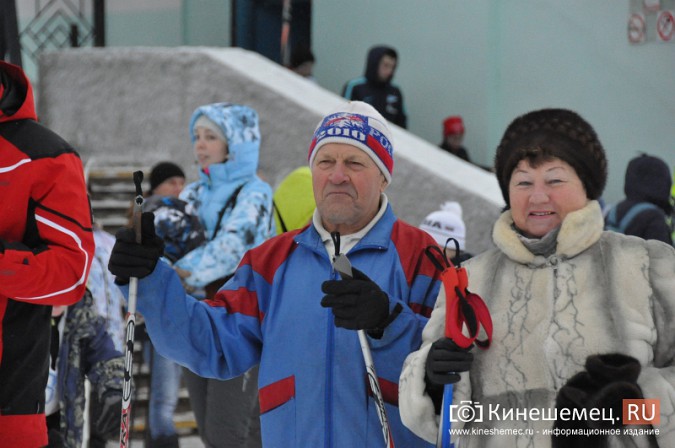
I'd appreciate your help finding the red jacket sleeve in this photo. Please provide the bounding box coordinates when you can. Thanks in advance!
[0,153,94,305]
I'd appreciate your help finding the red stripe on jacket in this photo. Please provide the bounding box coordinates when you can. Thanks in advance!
[390,220,440,285]
[259,375,295,414]
[390,220,439,318]
[207,287,264,321]
[242,228,303,284]
[366,375,399,407]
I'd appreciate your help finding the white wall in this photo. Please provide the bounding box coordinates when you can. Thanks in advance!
[313,0,675,204]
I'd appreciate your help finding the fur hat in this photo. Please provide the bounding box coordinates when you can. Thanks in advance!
[149,162,185,194]
[494,108,607,207]
[308,101,394,183]
[420,202,466,250]
[443,116,465,137]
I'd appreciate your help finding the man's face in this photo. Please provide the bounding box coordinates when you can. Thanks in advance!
[153,175,185,198]
[378,55,397,82]
[312,143,388,234]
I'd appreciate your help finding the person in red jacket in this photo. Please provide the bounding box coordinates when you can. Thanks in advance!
[0,60,95,448]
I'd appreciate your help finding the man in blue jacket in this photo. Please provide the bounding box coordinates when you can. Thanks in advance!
[109,101,441,447]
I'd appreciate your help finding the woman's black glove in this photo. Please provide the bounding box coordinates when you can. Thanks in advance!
[108,212,164,284]
[552,353,643,448]
[321,266,391,332]
[425,338,474,385]
[424,338,474,414]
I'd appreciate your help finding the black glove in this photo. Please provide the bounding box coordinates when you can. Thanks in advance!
[92,389,123,438]
[552,354,643,448]
[108,212,164,284]
[321,266,391,331]
[425,337,474,386]
[423,337,473,414]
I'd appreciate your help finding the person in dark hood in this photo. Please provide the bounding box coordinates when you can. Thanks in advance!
[342,45,407,128]
[605,153,673,245]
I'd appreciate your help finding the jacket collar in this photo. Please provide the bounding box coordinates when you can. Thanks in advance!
[493,200,604,265]
[295,201,397,258]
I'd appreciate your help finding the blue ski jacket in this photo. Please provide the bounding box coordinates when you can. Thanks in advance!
[125,204,441,447]
[174,103,275,288]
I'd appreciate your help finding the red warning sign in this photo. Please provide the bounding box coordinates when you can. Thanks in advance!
[656,10,675,42]
[628,13,646,44]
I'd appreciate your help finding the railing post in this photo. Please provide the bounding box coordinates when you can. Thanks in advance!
[93,0,105,47]
[1,0,23,66]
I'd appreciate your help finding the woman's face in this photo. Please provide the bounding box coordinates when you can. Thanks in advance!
[509,158,588,238]
[193,126,228,170]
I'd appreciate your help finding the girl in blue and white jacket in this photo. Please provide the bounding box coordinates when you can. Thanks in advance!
[175,102,275,291]
[174,102,274,447]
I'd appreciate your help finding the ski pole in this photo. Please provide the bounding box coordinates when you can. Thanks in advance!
[423,240,492,448]
[120,170,144,448]
[358,330,395,448]
[333,254,395,448]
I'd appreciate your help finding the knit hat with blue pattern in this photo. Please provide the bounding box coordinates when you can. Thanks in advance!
[308,101,394,184]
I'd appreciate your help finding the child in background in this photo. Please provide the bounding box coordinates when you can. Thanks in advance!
[419,201,473,264]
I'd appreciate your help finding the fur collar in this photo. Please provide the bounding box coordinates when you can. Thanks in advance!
[492,200,604,265]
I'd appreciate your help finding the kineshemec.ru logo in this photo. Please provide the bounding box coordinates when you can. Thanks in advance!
[449,399,660,426]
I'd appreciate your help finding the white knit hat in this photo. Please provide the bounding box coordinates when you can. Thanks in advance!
[308,101,394,184]
[419,202,466,250]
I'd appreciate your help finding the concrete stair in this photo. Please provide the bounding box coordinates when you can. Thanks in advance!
[86,161,151,234]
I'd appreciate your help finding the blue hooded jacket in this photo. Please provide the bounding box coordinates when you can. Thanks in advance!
[175,103,275,288]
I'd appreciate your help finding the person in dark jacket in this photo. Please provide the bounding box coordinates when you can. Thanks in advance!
[342,45,407,128]
[45,290,124,448]
[0,61,95,448]
[605,153,673,245]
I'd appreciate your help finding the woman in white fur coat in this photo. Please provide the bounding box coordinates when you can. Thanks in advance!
[399,108,675,448]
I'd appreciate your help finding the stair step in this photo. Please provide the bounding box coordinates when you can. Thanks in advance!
[88,166,151,179]
[90,198,133,209]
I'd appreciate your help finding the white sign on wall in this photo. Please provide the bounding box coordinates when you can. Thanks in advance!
[628,13,647,44]
[656,10,675,41]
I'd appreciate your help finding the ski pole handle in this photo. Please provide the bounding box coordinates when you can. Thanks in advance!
[120,170,144,448]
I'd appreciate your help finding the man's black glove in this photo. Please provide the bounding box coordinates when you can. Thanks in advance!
[108,212,164,284]
[93,389,123,438]
[321,266,391,332]
[552,354,643,448]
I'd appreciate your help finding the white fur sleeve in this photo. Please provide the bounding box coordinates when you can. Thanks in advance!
[638,241,675,445]
[399,286,449,442]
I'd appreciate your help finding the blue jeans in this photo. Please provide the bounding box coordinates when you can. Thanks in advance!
[146,341,182,439]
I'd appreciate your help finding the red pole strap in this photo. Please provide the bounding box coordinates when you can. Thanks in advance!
[441,266,492,350]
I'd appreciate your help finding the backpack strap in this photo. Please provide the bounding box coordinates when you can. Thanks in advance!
[212,184,245,239]
[273,199,288,233]
[606,202,659,233]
